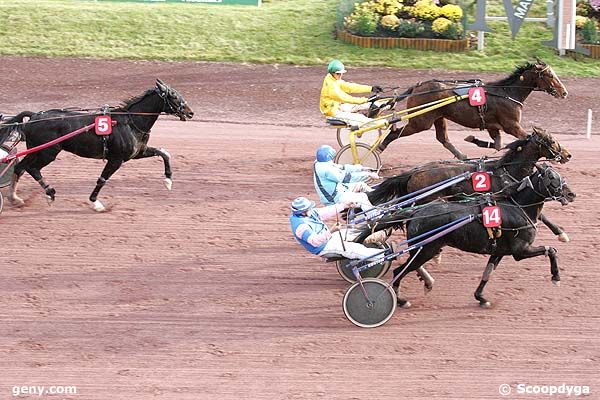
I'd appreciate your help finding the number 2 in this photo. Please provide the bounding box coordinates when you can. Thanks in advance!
[472,172,491,192]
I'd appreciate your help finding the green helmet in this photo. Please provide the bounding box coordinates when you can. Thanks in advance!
[327,59,347,74]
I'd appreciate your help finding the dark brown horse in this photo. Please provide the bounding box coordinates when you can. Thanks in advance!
[367,127,573,242]
[378,60,568,160]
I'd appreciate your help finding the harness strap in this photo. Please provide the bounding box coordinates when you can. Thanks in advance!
[313,162,337,204]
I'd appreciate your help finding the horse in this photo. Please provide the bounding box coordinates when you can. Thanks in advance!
[378,60,568,160]
[367,126,572,242]
[0,79,193,212]
[358,164,575,308]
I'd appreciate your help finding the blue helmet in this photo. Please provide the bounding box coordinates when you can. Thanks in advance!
[291,197,315,215]
[316,145,336,162]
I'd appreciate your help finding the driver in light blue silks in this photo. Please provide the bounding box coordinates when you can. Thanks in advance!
[313,145,378,212]
[289,196,386,260]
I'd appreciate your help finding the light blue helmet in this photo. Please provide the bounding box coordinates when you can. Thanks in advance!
[291,197,315,215]
[316,145,336,162]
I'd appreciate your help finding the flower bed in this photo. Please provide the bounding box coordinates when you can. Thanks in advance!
[576,0,600,56]
[338,0,467,51]
[337,28,469,51]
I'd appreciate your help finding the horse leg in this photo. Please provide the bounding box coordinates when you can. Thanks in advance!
[89,159,124,212]
[7,168,26,207]
[434,118,467,160]
[539,212,569,242]
[133,147,173,190]
[464,128,502,150]
[416,266,435,294]
[474,255,503,308]
[8,151,59,206]
[513,245,561,286]
[392,245,438,307]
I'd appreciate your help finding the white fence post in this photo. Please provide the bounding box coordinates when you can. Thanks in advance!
[587,109,593,139]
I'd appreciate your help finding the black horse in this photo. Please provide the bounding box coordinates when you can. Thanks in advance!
[378,60,568,159]
[368,127,573,242]
[359,164,575,308]
[0,79,193,212]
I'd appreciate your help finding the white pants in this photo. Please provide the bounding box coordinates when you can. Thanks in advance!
[333,103,373,128]
[318,229,385,260]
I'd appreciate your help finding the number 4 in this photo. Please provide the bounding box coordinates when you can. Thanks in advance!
[468,87,486,106]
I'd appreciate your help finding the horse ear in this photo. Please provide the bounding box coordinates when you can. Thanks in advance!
[156,79,167,92]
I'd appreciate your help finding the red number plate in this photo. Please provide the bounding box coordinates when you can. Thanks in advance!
[472,172,491,192]
[482,206,502,228]
[95,116,112,136]
[468,87,486,106]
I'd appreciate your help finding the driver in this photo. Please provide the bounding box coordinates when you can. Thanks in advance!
[313,145,378,213]
[320,60,383,129]
[289,196,387,260]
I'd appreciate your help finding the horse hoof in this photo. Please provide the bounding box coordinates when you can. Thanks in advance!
[433,254,442,265]
[9,197,25,207]
[464,135,475,143]
[398,299,411,309]
[46,196,54,205]
[557,233,570,243]
[92,200,106,212]
[480,301,492,308]
[164,178,173,191]
[552,280,561,287]
[424,284,433,295]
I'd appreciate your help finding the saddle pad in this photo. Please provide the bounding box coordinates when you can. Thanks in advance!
[453,86,472,96]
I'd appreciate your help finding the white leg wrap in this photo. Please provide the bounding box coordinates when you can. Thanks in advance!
[92,200,106,212]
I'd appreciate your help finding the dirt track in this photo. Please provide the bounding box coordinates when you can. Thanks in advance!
[0,57,599,399]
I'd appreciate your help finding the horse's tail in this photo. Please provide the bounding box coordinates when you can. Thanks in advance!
[354,208,411,243]
[0,111,34,144]
[368,171,412,205]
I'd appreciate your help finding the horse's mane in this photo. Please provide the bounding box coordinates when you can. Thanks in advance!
[492,136,531,167]
[118,88,157,110]
[491,62,537,87]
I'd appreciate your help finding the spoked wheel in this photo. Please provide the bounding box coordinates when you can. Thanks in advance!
[336,243,391,283]
[335,143,381,170]
[336,128,383,148]
[0,191,3,215]
[343,278,397,328]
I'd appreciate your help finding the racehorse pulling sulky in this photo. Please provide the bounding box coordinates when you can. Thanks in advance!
[0,79,193,212]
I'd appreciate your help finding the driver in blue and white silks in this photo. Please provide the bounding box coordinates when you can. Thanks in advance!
[289,197,384,260]
[313,145,377,213]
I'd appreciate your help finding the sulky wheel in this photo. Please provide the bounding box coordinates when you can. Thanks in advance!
[0,191,3,215]
[335,143,381,171]
[336,243,391,283]
[343,278,397,328]
[336,128,383,148]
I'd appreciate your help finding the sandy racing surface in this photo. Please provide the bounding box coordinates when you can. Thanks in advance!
[0,57,599,399]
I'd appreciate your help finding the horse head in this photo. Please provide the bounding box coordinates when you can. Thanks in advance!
[156,79,194,121]
[528,59,568,99]
[533,163,576,205]
[530,126,571,163]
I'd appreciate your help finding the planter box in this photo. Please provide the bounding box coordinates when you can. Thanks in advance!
[337,29,469,52]
[581,43,600,59]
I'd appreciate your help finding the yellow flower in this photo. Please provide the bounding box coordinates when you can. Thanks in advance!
[381,14,401,29]
[440,4,463,22]
[432,17,453,33]
[576,15,589,29]
[410,0,441,21]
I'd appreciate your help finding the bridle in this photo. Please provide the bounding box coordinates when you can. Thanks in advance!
[155,87,189,120]
[531,64,560,97]
[517,166,568,203]
[530,132,564,162]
